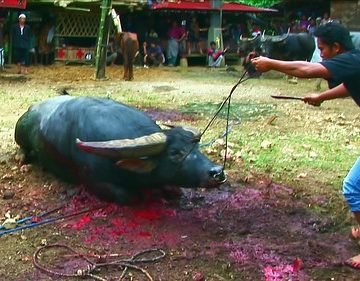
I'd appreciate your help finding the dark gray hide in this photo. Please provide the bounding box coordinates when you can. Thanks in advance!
[238,34,262,57]
[260,32,315,61]
[15,96,226,203]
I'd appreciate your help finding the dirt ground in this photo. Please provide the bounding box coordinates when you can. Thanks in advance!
[0,64,359,281]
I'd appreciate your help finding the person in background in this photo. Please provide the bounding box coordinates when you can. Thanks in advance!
[187,16,207,55]
[11,13,31,74]
[38,21,55,65]
[321,12,332,25]
[299,15,310,32]
[207,41,228,68]
[252,22,360,269]
[106,37,119,66]
[146,28,158,40]
[143,39,165,67]
[307,18,317,36]
[0,18,4,70]
[166,20,187,66]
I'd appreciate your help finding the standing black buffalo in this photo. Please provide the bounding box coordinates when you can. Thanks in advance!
[15,96,226,203]
[238,33,262,57]
[259,31,315,61]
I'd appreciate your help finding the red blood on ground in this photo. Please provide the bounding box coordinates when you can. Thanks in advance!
[136,231,152,237]
[292,258,303,272]
[67,214,91,230]
[263,264,299,281]
[31,216,41,223]
[133,209,162,220]
[60,191,178,245]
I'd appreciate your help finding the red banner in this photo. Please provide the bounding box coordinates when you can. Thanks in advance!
[0,0,27,9]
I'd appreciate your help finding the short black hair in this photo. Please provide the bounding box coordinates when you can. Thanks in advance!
[314,22,354,51]
[210,41,216,46]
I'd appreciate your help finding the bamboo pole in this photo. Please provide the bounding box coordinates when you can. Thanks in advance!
[95,0,112,79]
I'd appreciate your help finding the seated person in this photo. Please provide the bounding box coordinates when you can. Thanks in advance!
[207,41,228,67]
[143,40,165,67]
[106,38,119,66]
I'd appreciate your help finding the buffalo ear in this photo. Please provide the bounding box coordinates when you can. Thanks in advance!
[115,159,157,173]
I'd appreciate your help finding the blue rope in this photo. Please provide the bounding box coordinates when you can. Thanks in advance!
[0,206,104,237]
[0,205,64,231]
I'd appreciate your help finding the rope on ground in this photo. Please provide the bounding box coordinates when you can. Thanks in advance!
[179,70,248,169]
[33,243,166,281]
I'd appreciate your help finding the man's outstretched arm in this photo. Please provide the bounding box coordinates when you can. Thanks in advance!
[303,83,351,106]
[251,56,331,79]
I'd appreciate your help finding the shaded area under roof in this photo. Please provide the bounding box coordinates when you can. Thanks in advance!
[0,0,27,9]
[151,1,278,13]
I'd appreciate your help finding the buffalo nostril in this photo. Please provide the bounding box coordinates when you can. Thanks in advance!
[209,166,226,182]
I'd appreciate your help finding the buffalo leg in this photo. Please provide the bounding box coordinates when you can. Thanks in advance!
[88,182,139,204]
[123,65,129,81]
[128,62,133,81]
[123,55,129,80]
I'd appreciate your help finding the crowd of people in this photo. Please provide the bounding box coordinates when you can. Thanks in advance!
[135,12,336,69]
[0,11,338,71]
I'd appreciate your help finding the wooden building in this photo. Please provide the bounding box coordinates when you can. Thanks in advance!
[331,0,360,31]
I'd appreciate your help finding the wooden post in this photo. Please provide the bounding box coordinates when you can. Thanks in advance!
[208,0,224,66]
[95,0,112,79]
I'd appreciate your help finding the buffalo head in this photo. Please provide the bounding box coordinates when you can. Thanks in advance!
[238,33,261,56]
[76,126,226,188]
[259,28,290,57]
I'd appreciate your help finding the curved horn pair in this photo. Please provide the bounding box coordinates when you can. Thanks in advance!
[260,30,268,42]
[239,33,259,42]
[271,28,290,43]
[76,132,167,158]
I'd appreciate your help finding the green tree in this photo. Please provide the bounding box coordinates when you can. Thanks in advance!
[230,0,280,8]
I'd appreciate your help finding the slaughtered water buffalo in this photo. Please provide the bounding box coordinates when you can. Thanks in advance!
[259,31,315,61]
[15,96,226,203]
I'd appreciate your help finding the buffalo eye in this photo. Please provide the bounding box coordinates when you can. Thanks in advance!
[169,149,186,161]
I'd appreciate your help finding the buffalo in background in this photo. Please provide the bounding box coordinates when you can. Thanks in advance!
[111,9,139,81]
[114,32,139,81]
[259,31,315,62]
[238,30,315,62]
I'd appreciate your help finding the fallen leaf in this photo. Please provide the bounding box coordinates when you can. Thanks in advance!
[296,173,307,179]
[261,140,273,149]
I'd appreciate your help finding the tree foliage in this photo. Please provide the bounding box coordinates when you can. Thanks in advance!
[229,0,280,8]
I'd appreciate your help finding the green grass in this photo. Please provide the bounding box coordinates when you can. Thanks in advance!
[1,66,360,222]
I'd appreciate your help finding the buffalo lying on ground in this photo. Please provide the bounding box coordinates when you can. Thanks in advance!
[15,96,226,203]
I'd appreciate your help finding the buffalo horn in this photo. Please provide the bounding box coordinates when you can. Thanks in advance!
[239,34,258,42]
[163,124,201,142]
[76,132,167,158]
[181,125,201,142]
[271,28,290,43]
[261,30,266,42]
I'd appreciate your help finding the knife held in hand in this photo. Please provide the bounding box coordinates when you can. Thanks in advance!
[271,95,304,101]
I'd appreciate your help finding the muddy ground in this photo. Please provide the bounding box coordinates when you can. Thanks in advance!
[0,64,359,281]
